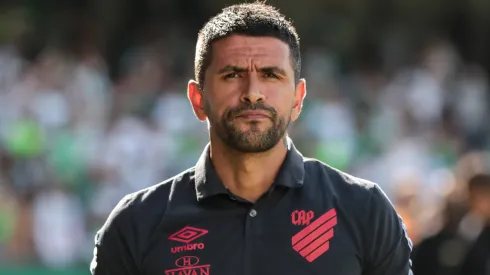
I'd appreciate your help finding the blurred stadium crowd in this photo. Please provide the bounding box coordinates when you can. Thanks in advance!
[0,0,490,274]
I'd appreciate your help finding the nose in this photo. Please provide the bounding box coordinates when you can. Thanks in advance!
[240,74,265,104]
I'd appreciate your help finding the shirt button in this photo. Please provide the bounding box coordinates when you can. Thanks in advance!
[249,209,257,217]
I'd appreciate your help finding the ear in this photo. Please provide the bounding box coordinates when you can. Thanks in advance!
[187,80,207,121]
[290,78,307,122]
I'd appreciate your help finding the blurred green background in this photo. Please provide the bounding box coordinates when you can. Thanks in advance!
[1,0,490,274]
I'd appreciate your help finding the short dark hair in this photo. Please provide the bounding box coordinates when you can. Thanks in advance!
[468,174,490,194]
[194,2,301,89]
[468,174,490,191]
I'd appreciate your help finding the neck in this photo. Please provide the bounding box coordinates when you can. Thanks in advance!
[209,134,288,202]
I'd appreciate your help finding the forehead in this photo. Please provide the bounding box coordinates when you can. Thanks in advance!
[210,35,292,69]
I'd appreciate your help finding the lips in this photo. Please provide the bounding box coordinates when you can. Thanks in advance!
[236,111,270,119]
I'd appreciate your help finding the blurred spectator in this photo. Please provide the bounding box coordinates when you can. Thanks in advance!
[32,185,86,268]
[413,173,490,275]
[1,1,490,274]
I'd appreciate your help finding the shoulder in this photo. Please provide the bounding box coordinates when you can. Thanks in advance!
[303,157,381,200]
[302,157,399,227]
[115,167,197,218]
[99,167,197,237]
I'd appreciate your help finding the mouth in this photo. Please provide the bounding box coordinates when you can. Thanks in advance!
[235,111,270,120]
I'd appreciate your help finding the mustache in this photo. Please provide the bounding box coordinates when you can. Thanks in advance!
[226,102,277,119]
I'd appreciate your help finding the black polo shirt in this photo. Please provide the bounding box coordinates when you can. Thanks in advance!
[90,141,413,275]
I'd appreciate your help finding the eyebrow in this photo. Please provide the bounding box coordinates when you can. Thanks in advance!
[217,65,247,74]
[217,65,287,76]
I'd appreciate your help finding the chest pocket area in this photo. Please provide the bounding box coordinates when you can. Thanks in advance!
[254,208,362,275]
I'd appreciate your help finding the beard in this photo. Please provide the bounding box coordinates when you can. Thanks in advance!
[205,101,290,153]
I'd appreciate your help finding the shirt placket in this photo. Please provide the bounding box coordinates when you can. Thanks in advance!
[244,205,260,275]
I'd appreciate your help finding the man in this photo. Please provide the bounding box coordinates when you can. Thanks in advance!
[413,174,490,275]
[90,3,413,275]
[458,174,490,275]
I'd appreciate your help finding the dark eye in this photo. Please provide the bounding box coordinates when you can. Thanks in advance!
[224,73,240,79]
[264,72,279,79]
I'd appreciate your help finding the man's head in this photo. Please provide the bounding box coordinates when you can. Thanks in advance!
[187,2,306,153]
[467,174,490,220]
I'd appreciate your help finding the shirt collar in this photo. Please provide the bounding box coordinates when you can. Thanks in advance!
[194,138,305,202]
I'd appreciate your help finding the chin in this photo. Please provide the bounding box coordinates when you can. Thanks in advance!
[232,143,275,153]
[237,124,270,133]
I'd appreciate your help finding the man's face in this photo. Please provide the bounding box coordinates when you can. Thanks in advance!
[479,192,490,220]
[470,190,490,221]
[188,35,306,153]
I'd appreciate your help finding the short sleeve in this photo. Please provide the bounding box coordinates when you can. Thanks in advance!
[90,195,140,275]
[363,184,413,275]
